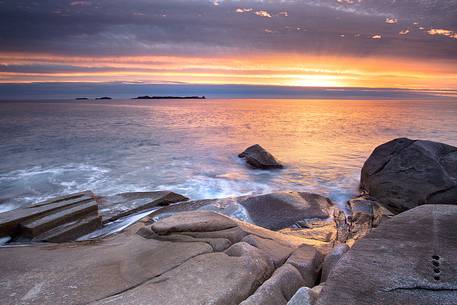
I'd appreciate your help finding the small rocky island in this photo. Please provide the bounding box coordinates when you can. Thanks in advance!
[132,95,206,100]
[0,138,456,305]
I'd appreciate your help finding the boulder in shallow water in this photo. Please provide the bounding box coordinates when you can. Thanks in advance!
[239,144,283,169]
[317,205,457,305]
[361,138,457,213]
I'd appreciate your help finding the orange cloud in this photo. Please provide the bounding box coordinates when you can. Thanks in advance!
[427,28,457,39]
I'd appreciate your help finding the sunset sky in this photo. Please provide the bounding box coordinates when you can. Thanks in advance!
[1,0,457,97]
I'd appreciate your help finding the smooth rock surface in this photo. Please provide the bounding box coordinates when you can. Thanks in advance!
[239,144,283,169]
[320,243,349,282]
[361,138,457,213]
[317,205,457,305]
[240,263,305,305]
[286,287,317,305]
[0,211,324,305]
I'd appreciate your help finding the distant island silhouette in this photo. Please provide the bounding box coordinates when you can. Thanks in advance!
[132,96,206,100]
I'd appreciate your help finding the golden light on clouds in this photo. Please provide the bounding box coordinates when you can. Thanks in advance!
[0,52,456,90]
[427,28,457,39]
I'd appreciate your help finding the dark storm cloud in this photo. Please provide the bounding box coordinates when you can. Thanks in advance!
[0,0,456,58]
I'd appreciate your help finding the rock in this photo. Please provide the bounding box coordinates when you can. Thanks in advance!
[286,245,323,287]
[242,234,295,268]
[0,191,95,237]
[150,192,341,232]
[346,195,392,246]
[240,192,335,231]
[149,192,345,253]
[320,243,349,282]
[33,215,103,243]
[98,191,188,223]
[0,234,213,305]
[239,263,305,305]
[151,211,238,234]
[361,138,457,213]
[239,144,283,169]
[317,205,457,305]
[20,200,98,238]
[311,283,325,297]
[286,287,317,305]
[0,211,324,305]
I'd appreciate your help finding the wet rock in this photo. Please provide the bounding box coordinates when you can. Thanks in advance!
[320,243,349,282]
[150,192,342,233]
[99,191,188,223]
[239,144,283,169]
[240,192,335,231]
[0,191,95,237]
[149,192,345,253]
[361,138,457,213]
[317,205,457,305]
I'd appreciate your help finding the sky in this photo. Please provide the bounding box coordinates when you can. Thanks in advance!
[0,0,457,98]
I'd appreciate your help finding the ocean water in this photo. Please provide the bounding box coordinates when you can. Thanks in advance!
[1,98,457,212]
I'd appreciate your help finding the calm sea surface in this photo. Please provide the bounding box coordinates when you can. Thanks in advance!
[1,99,457,212]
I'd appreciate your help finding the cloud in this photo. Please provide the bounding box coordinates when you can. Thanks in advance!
[399,29,410,35]
[255,10,272,18]
[427,28,457,39]
[236,8,253,13]
[371,34,382,39]
[0,0,456,61]
[385,17,398,24]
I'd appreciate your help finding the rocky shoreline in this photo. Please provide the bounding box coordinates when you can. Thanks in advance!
[0,138,456,305]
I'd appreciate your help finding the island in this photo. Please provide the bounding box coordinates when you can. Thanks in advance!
[132,95,206,100]
[75,97,89,100]
[95,97,112,100]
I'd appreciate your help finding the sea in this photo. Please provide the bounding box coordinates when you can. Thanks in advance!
[1,98,457,212]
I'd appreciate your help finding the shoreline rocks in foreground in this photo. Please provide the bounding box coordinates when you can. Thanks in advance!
[0,211,323,305]
[1,137,457,304]
[239,144,283,169]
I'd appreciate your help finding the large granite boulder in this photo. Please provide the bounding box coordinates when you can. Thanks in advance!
[317,205,457,305]
[0,211,323,305]
[239,144,283,169]
[361,138,457,213]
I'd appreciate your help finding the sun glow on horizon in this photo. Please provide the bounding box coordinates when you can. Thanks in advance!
[1,52,457,90]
